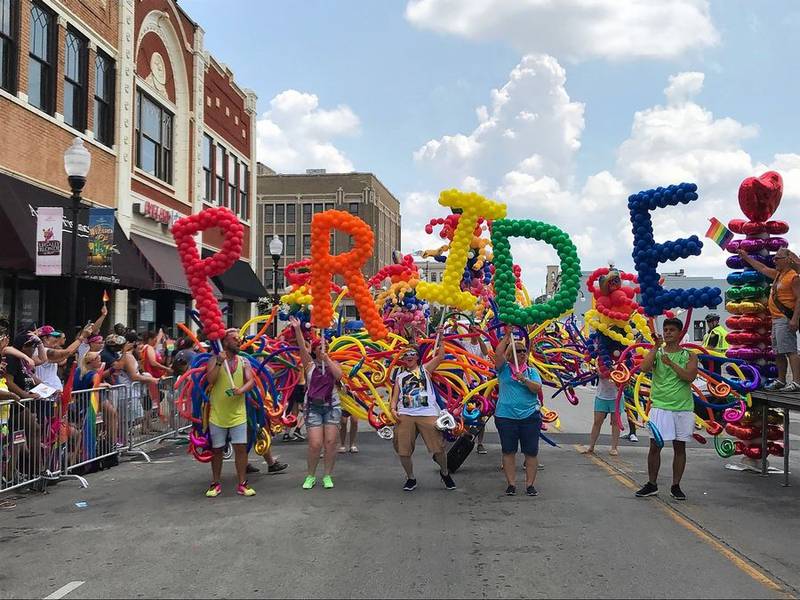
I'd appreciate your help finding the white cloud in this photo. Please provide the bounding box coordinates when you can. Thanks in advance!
[664,72,705,105]
[256,90,359,173]
[405,0,719,62]
[414,54,584,189]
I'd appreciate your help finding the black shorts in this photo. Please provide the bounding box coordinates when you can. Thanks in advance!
[495,414,542,457]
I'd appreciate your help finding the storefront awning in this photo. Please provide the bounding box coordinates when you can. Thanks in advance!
[132,233,221,297]
[0,172,153,290]
[201,249,267,301]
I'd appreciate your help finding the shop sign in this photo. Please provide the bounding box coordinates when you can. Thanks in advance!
[35,207,63,276]
[136,200,181,228]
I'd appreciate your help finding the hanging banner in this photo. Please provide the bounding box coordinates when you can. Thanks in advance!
[35,207,63,276]
[86,208,115,276]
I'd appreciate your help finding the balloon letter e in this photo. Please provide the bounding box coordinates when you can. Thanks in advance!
[628,183,723,316]
[491,219,581,326]
[416,189,507,311]
[172,206,244,341]
[310,210,388,340]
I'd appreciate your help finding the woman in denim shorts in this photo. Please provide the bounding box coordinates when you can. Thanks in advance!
[288,317,343,490]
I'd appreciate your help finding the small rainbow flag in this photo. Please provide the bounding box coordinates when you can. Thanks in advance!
[705,217,734,249]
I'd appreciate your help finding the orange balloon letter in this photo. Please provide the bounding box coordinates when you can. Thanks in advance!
[310,210,388,340]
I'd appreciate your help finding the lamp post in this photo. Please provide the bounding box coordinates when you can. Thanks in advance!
[64,137,91,331]
[269,234,283,337]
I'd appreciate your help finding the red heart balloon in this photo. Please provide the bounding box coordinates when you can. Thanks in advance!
[738,171,783,222]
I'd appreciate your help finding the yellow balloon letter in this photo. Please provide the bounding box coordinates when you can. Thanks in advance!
[416,189,507,311]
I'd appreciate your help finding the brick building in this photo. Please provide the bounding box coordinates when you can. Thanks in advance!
[256,166,401,318]
[0,0,263,334]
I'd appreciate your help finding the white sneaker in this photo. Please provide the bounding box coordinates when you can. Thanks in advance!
[784,382,800,392]
[629,434,639,443]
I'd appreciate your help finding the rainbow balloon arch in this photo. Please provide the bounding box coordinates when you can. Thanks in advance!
[170,174,789,467]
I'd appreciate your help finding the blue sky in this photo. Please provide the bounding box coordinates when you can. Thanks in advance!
[184,0,800,289]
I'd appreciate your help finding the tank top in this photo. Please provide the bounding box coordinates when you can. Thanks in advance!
[769,269,798,319]
[35,361,63,392]
[142,346,166,378]
[117,354,134,389]
[209,356,247,428]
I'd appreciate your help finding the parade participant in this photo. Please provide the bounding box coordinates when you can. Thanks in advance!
[738,247,800,391]
[461,325,490,454]
[494,328,543,497]
[389,336,455,492]
[282,370,306,442]
[582,374,621,456]
[635,318,697,501]
[205,328,257,498]
[338,408,359,454]
[289,316,343,490]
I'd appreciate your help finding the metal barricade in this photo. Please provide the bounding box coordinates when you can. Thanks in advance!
[0,398,44,494]
[125,377,182,461]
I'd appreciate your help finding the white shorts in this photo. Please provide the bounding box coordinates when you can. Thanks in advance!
[649,408,694,443]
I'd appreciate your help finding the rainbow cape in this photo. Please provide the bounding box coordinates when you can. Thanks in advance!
[705,217,734,249]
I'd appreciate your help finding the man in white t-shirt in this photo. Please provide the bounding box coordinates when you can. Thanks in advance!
[390,340,454,491]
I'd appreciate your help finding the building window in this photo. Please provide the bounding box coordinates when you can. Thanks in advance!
[264,204,274,224]
[348,202,359,216]
[202,135,213,201]
[215,144,225,204]
[228,153,238,214]
[239,163,248,220]
[27,2,55,114]
[302,234,311,256]
[93,50,114,146]
[325,202,334,212]
[136,90,173,183]
[330,233,335,255]
[285,234,295,256]
[286,204,295,224]
[63,28,88,131]
[313,202,323,215]
[275,204,284,225]
[0,0,19,94]
[302,204,312,224]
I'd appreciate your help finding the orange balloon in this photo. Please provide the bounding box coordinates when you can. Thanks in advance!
[310,210,388,340]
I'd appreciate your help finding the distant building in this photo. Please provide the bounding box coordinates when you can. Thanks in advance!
[547,266,729,342]
[414,259,446,284]
[256,167,401,318]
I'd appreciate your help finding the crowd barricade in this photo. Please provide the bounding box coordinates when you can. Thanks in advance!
[1,376,184,496]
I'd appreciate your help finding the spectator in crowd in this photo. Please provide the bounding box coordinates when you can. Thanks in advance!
[73,350,120,450]
[171,337,198,378]
[142,330,172,378]
[77,306,109,361]
[35,324,92,393]
[118,331,159,426]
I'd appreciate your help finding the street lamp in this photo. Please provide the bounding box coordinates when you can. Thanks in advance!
[64,137,91,331]
[269,234,283,337]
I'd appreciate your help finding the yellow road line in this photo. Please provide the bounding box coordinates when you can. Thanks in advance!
[573,444,791,597]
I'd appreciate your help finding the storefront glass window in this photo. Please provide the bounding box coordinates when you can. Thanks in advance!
[138,297,156,331]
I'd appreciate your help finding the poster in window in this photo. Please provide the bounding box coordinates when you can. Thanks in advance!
[35,207,63,276]
[86,208,115,275]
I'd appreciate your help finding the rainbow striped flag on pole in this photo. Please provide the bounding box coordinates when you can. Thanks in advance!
[705,217,734,249]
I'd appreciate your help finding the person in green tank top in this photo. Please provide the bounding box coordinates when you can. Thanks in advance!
[635,318,698,502]
[204,328,257,498]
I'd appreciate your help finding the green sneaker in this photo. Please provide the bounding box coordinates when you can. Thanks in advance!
[323,475,334,489]
[302,475,316,489]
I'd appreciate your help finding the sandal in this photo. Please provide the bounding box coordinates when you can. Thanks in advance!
[609,448,619,456]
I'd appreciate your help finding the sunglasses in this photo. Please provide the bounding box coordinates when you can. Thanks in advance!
[402,350,419,358]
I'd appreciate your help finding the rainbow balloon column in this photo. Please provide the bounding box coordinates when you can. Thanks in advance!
[723,172,787,462]
[724,172,787,381]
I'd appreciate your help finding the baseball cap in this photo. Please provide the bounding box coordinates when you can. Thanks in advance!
[39,325,56,336]
[105,334,125,347]
[88,334,104,344]
[705,313,720,322]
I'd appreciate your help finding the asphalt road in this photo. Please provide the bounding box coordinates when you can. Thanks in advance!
[2,388,799,599]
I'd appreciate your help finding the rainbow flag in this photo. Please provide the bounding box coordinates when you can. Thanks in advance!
[705,217,734,249]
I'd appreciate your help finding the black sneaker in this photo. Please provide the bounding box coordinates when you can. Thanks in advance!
[403,478,417,491]
[526,485,538,496]
[268,461,288,474]
[292,431,306,442]
[440,472,457,490]
[245,463,260,474]
[670,485,687,501]
[282,433,291,442]
[505,485,516,496]
[635,482,659,497]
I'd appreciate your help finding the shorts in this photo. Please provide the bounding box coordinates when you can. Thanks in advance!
[594,396,621,414]
[648,408,694,443]
[288,384,305,411]
[209,422,247,448]
[305,404,342,428]
[393,414,444,457]
[771,317,798,354]
[495,414,542,457]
